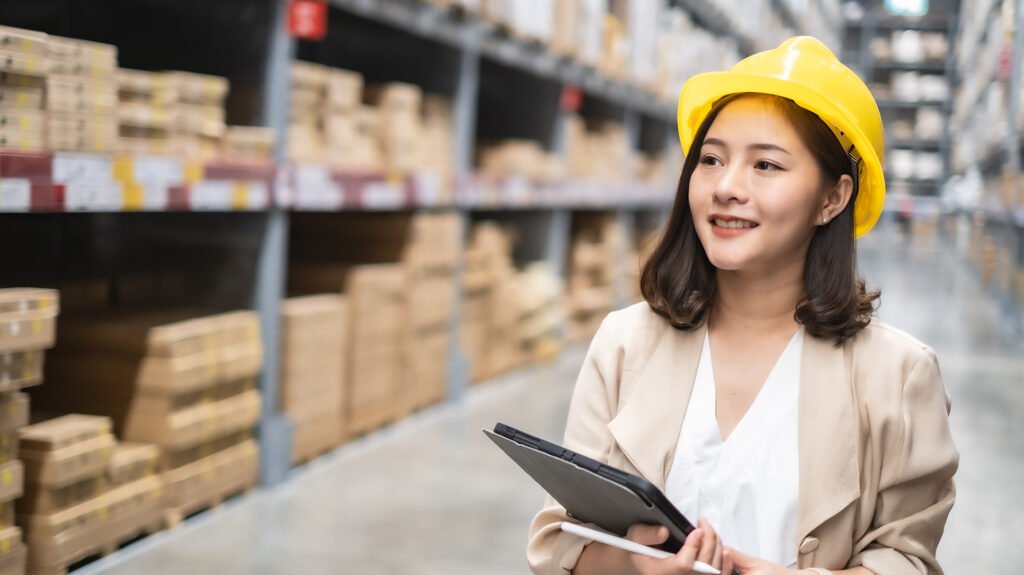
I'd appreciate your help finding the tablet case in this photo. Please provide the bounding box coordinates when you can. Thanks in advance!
[484,422,696,553]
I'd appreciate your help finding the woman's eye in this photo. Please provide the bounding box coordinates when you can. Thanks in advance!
[755,160,781,171]
[700,155,722,166]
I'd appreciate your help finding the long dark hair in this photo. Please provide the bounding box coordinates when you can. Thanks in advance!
[640,94,879,345]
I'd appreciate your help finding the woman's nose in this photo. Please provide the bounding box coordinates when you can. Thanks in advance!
[712,163,749,204]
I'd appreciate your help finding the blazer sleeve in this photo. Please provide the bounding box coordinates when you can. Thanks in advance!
[526,313,625,575]
[849,350,959,574]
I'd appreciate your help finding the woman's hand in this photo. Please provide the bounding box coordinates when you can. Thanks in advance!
[722,547,807,575]
[629,518,724,574]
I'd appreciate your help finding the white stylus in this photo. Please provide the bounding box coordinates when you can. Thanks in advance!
[561,522,721,575]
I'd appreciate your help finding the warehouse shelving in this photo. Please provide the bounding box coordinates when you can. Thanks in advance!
[944,0,1024,331]
[0,0,839,535]
[843,9,957,208]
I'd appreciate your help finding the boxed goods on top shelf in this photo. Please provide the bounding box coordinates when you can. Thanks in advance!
[288,61,454,193]
[476,140,564,184]
[565,115,628,182]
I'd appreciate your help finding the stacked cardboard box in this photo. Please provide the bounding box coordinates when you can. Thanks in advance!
[565,115,629,182]
[418,96,456,198]
[17,415,111,573]
[289,61,377,169]
[400,213,460,414]
[34,310,262,523]
[364,82,424,174]
[280,295,347,465]
[0,289,60,575]
[461,223,523,382]
[117,69,229,159]
[221,126,276,163]
[477,140,565,184]
[568,214,624,341]
[290,264,406,437]
[289,212,460,422]
[0,26,49,152]
[47,36,119,153]
[515,263,565,363]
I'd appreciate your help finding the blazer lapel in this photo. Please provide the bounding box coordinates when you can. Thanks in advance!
[607,323,706,491]
[797,334,861,541]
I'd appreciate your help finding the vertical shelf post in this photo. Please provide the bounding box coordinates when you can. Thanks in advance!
[255,0,296,486]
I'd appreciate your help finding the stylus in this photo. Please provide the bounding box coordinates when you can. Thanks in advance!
[561,522,721,575]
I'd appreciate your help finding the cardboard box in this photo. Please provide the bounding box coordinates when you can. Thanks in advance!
[0,526,24,567]
[0,432,17,467]
[290,61,329,90]
[0,85,43,110]
[0,26,49,58]
[162,71,228,104]
[19,433,115,489]
[162,438,257,512]
[122,388,261,450]
[0,50,49,77]
[291,405,342,465]
[0,461,22,505]
[364,83,422,115]
[325,69,363,111]
[17,474,105,517]
[0,393,29,432]
[107,443,159,488]
[23,476,162,569]
[46,36,117,70]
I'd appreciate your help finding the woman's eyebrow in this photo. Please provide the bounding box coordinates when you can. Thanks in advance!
[702,138,791,156]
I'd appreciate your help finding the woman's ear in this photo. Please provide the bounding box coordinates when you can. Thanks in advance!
[820,174,854,224]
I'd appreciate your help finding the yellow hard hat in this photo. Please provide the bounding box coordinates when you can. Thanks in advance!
[677,36,885,238]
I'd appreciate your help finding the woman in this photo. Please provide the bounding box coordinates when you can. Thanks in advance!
[527,37,958,575]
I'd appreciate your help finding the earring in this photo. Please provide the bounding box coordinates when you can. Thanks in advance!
[823,216,829,224]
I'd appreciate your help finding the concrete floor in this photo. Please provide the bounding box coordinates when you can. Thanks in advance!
[82,227,1023,575]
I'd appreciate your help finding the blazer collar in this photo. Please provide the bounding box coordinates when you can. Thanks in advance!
[607,323,706,491]
[605,322,861,538]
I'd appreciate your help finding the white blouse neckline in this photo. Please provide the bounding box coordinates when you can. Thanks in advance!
[664,327,804,568]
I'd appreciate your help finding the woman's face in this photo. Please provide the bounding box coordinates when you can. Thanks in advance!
[689,95,826,276]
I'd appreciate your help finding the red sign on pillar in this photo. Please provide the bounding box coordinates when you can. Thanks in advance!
[561,86,582,112]
[288,0,328,41]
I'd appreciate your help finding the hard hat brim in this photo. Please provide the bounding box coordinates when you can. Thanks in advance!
[678,71,885,238]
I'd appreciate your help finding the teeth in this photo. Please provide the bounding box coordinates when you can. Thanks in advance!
[714,218,756,229]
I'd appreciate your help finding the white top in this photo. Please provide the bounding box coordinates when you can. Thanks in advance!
[664,329,803,568]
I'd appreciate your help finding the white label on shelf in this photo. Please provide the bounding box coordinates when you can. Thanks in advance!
[64,181,124,211]
[247,182,270,210]
[134,155,185,186]
[0,179,32,212]
[296,182,345,210]
[295,165,333,188]
[189,181,234,211]
[414,171,442,206]
[143,185,170,210]
[362,181,405,209]
[502,176,532,205]
[52,153,114,184]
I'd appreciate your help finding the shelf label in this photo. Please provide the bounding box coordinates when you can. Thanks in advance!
[246,182,270,210]
[64,181,124,211]
[362,181,405,209]
[413,171,442,206]
[0,179,31,212]
[52,153,114,184]
[190,181,234,211]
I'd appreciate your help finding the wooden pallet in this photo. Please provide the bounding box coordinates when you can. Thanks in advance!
[162,480,255,530]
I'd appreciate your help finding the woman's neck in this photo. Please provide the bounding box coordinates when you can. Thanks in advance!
[710,261,804,334]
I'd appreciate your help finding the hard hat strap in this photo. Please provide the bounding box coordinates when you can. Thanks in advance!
[848,145,862,197]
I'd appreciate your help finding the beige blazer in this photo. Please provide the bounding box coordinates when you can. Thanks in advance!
[527,303,958,575]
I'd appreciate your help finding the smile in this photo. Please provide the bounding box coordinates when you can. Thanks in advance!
[712,218,758,229]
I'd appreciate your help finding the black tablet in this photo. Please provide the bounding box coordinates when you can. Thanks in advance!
[484,422,696,553]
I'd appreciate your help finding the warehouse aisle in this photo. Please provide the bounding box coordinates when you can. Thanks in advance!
[82,229,1023,575]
